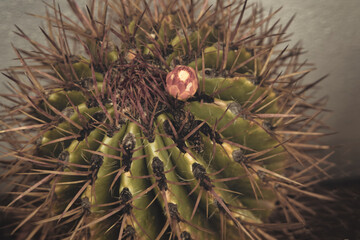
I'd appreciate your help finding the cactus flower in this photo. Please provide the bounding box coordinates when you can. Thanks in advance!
[166,65,198,100]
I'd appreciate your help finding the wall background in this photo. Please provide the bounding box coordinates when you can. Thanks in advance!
[258,0,360,176]
[1,0,359,176]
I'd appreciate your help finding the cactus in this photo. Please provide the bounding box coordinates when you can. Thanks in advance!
[0,0,333,239]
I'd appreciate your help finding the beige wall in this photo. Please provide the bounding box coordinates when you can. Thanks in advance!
[257,0,360,175]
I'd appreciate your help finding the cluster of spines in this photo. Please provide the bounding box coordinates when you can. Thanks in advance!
[0,0,334,239]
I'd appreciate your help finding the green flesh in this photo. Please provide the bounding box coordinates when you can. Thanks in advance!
[44,74,285,238]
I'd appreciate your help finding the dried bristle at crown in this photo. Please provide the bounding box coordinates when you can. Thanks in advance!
[0,0,334,239]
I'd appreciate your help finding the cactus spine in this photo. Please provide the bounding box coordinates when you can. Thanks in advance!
[0,0,333,239]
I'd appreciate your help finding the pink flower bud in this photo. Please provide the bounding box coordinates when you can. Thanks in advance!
[166,65,198,101]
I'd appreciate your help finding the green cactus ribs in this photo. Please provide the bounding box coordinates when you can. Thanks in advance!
[0,0,333,240]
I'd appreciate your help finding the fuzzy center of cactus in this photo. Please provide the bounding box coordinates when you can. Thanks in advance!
[109,57,169,124]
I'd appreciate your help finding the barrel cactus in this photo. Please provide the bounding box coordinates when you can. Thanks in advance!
[0,0,333,239]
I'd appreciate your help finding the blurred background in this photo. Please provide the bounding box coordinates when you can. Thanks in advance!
[1,0,359,177]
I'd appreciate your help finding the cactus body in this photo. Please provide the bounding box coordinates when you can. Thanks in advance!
[0,1,333,239]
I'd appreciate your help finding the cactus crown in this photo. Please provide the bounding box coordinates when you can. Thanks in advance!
[0,0,333,239]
